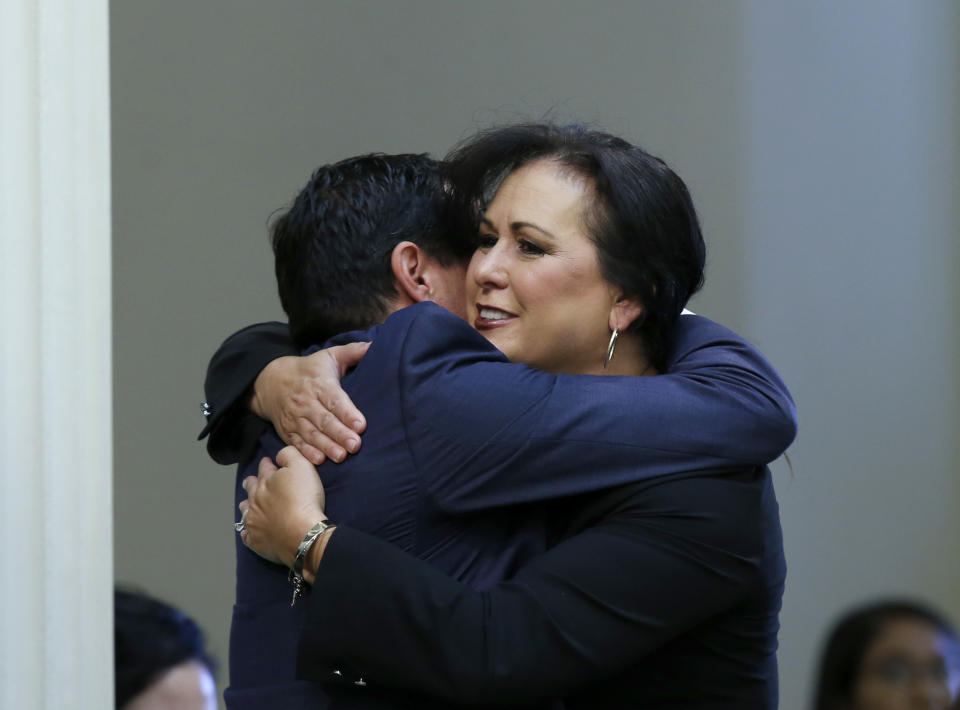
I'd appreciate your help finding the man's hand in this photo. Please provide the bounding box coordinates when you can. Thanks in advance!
[238,446,327,568]
[250,341,371,465]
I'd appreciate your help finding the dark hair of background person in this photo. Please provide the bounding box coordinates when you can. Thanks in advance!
[271,152,475,348]
[812,598,960,710]
[443,122,706,372]
[115,587,217,708]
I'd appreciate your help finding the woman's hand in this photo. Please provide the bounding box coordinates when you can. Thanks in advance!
[238,446,327,569]
[250,341,371,465]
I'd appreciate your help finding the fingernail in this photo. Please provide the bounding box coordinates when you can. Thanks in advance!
[333,448,346,462]
[346,438,360,454]
[352,420,363,432]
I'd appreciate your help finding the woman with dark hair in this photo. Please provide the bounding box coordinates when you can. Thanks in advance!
[813,599,960,710]
[232,123,791,708]
[444,122,706,375]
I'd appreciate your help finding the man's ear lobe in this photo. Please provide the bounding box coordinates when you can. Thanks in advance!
[391,241,431,303]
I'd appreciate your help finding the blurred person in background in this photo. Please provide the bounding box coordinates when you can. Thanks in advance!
[115,587,217,710]
[813,598,960,710]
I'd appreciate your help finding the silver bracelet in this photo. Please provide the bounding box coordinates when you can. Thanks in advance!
[288,520,336,606]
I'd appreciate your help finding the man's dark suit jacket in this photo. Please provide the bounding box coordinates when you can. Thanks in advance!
[201,302,796,709]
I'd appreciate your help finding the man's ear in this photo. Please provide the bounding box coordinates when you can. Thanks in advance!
[608,294,644,332]
[390,241,432,304]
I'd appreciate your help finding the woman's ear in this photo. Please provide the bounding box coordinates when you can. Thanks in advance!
[390,241,431,304]
[609,295,644,332]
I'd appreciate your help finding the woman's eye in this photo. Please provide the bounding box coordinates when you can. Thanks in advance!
[518,239,545,256]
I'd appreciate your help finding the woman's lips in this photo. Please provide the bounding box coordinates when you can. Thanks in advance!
[474,305,517,330]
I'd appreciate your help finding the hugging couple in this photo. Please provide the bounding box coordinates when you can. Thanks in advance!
[200,122,796,709]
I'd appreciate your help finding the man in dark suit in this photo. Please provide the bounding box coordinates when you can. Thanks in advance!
[218,153,476,708]
[207,152,795,708]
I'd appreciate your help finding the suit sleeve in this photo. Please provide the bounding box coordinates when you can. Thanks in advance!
[297,471,776,705]
[198,321,296,465]
[395,305,797,511]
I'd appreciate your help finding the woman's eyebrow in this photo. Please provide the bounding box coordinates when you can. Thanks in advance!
[480,216,557,241]
[512,221,557,240]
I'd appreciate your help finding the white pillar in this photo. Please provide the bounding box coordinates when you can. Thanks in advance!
[0,0,113,707]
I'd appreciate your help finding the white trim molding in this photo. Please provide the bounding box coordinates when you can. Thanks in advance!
[0,0,113,706]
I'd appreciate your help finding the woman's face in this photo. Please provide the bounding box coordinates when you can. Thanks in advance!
[851,617,960,710]
[466,160,633,375]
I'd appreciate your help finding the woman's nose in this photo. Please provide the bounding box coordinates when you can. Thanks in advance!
[472,245,509,289]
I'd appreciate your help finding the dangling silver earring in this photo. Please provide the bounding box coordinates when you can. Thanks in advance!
[603,327,619,369]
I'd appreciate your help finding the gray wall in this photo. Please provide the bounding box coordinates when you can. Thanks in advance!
[111,3,960,708]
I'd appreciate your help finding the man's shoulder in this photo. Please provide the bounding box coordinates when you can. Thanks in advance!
[304,302,481,352]
[382,301,472,335]
[364,302,503,362]
[299,303,508,396]
[391,303,509,368]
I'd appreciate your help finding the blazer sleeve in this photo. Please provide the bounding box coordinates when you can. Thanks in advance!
[393,304,796,511]
[198,321,296,465]
[297,470,775,705]
[195,304,798,488]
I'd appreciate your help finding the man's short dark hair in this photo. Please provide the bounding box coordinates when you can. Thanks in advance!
[271,153,473,348]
